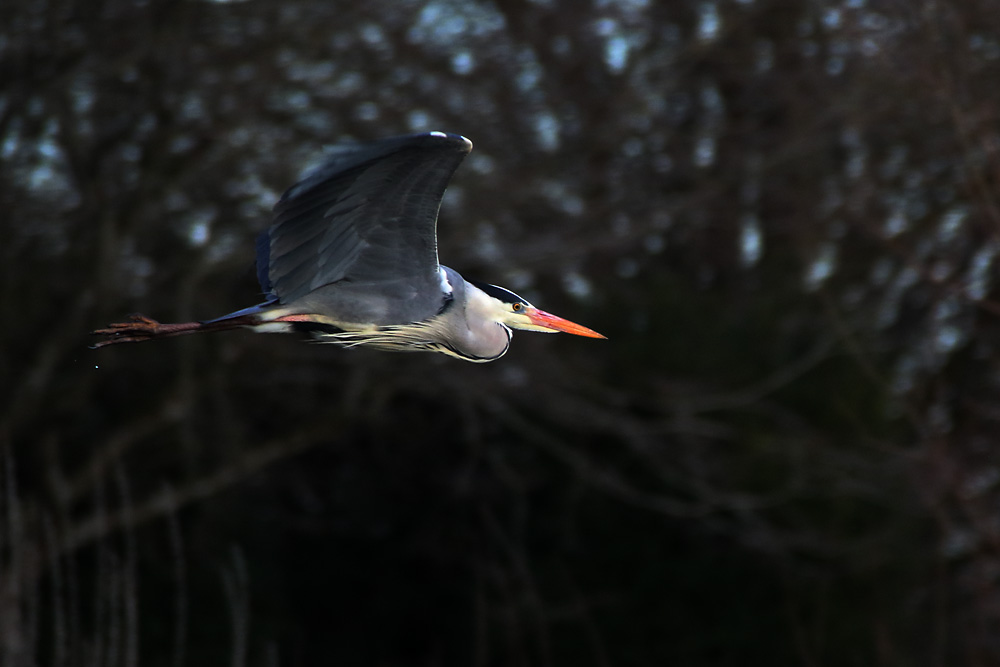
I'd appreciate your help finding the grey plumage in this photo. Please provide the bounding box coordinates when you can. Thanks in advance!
[92,132,604,361]
[260,132,470,325]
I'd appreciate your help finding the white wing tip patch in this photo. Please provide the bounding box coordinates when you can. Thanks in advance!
[428,131,473,150]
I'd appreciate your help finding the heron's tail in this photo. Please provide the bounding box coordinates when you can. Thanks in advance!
[90,313,257,348]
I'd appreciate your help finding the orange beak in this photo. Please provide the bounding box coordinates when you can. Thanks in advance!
[525,307,606,339]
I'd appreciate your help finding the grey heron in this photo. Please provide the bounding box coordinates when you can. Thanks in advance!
[92,132,604,362]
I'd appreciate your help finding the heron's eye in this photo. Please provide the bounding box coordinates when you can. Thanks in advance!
[512,302,523,312]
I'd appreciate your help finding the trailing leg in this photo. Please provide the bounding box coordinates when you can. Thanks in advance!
[90,313,254,348]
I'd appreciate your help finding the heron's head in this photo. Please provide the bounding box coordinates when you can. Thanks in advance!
[468,281,606,339]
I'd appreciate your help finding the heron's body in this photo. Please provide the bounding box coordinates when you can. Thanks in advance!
[93,132,603,362]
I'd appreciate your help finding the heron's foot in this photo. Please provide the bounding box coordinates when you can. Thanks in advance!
[91,314,195,348]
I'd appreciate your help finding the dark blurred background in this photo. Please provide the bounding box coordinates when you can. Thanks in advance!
[3,0,1000,664]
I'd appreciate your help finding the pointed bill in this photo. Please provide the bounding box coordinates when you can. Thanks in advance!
[525,307,606,339]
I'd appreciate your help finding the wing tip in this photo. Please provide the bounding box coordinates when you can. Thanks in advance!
[277,131,472,204]
[427,131,473,153]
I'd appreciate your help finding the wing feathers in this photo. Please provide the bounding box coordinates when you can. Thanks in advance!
[256,132,471,311]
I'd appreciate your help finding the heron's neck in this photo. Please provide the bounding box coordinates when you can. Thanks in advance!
[448,286,511,361]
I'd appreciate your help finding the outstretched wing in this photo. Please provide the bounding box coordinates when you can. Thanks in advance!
[258,132,472,306]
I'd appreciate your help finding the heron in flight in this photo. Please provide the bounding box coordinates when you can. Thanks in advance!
[93,132,604,362]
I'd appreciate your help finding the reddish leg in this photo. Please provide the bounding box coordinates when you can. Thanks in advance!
[91,313,252,348]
